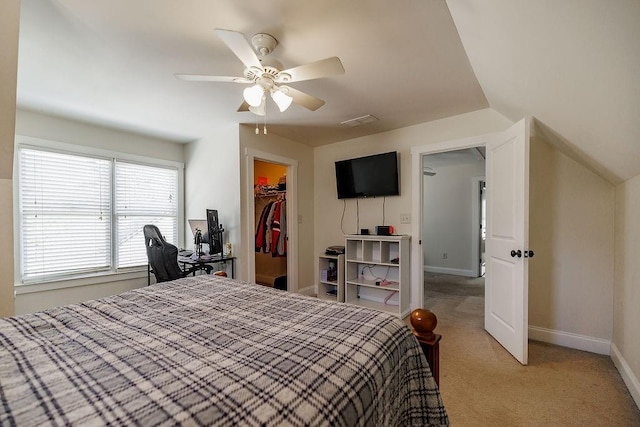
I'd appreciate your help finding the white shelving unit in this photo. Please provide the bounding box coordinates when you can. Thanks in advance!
[344,234,410,317]
[317,254,344,302]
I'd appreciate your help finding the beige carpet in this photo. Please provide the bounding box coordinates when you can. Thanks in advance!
[423,273,640,426]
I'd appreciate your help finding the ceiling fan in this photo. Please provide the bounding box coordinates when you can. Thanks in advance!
[175,29,345,115]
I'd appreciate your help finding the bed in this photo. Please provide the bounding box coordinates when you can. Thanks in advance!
[0,275,448,426]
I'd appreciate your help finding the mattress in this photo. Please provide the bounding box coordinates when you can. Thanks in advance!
[0,275,448,426]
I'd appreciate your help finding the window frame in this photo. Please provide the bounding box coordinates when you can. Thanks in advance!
[14,135,184,287]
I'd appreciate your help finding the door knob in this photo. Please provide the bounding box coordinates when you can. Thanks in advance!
[510,250,522,258]
[524,250,535,258]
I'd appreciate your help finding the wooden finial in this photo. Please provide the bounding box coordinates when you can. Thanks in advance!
[410,308,437,341]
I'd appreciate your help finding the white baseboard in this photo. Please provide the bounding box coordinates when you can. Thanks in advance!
[528,325,611,355]
[610,343,640,409]
[424,266,475,277]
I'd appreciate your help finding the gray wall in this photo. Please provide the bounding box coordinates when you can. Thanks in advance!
[422,160,485,276]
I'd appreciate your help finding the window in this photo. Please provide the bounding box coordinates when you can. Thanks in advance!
[115,161,177,268]
[18,146,180,282]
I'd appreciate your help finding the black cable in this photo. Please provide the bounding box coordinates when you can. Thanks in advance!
[340,199,346,234]
[383,266,390,281]
[382,196,386,225]
[356,198,359,234]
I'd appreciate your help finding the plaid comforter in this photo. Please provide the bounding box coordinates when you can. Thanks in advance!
[0,275,448,426]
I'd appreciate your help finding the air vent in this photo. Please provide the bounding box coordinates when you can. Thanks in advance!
[340,114,378,127]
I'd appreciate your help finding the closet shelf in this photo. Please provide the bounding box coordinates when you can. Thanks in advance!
[255,190,286,198]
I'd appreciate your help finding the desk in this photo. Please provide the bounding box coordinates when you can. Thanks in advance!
[147,256,236,286]
[179,255,236,279]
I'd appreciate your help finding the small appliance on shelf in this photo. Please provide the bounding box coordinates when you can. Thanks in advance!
[325,245,345,255]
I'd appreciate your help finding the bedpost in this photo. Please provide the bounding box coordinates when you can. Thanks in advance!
[410,308,441,386]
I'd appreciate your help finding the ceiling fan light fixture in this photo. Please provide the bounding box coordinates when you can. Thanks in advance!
[271,89,293,112]
[249,99,266,116]
[243,84,264,107]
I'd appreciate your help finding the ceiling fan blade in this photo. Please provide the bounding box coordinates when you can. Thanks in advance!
[237,101,250,112]
[214,29,263,71]
[281,86,326,111]
[174,73,252,83]
[277,57,345,83]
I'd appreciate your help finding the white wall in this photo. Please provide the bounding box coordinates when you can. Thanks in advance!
[0,0,20,318]
[613,174,640,406]
[183,124,241,277]
[239,125,315,291]
[314,110,620,356]
[529,136,615,351]
[422,160,485,275]
[314,108,512,289]
[15,109,184,164]
[13,110,186,314]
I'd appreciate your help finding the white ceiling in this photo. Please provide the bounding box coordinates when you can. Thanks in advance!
[16,0,640,183]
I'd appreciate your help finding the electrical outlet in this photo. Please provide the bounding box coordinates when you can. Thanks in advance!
[400,213,411,224]
[442,252,448,260]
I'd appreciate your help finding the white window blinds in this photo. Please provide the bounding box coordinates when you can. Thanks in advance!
[19,148,112,280]
[18,147,181,282]
[115,161,178,268]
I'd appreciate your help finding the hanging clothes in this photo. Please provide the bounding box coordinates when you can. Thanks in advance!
[255,200,273,253]
[254,197,287,257]
[276,200,286,256]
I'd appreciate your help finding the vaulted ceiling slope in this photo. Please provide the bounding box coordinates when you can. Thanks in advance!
[447,0,640,183]
[15,1,640,183]
[16,0,486,146]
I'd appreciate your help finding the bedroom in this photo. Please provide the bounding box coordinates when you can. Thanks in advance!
[1,0,639,423]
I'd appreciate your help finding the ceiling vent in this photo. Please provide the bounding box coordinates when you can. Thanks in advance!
[340,114,378,127]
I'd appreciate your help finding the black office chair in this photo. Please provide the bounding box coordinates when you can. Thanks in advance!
[143,224,211,283]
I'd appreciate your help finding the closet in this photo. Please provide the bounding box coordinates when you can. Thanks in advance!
[254,160,287,290]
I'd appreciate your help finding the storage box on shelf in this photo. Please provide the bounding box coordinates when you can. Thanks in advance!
[344,234,410,317]
[317,254,344,302]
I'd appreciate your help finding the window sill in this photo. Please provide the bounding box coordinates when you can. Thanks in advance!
[15,268,148,295]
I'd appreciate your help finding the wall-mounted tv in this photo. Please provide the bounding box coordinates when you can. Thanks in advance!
[335,151,400,199]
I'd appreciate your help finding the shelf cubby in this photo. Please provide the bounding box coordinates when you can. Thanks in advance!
[317,254,344,303]
[343,234,410,318]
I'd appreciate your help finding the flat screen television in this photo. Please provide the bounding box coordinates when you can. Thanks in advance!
[335,151,400,199]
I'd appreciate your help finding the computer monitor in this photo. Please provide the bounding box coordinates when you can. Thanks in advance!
[206,209,223,256]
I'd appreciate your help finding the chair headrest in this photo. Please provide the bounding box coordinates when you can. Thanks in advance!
[143,224,165,241]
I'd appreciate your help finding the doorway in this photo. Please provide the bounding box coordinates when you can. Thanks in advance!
[253,159,288,290]
[422,148,486,327]
[244,148,298,292]
[410,118,530,364]
[421,148,485,279]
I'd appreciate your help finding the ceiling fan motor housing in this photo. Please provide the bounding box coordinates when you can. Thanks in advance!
[251,33,278,56]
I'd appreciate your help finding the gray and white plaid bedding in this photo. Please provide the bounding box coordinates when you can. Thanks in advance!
[0,275,448,426]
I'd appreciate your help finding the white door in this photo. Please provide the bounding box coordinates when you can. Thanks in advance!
[485,118,530,364]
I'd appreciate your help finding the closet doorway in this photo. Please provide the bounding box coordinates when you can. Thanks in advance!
[254,160,288,290]
[244,148,298,292]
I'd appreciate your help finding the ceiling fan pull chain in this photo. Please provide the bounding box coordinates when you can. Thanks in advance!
[263,101,267,134]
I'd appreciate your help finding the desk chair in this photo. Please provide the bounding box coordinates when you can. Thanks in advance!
[143,224,212,283]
